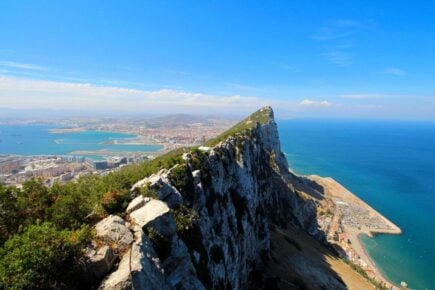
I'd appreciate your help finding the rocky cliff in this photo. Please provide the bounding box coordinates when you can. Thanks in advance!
[87,107,348,290]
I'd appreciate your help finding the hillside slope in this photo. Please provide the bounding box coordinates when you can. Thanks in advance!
[88,107,375,289]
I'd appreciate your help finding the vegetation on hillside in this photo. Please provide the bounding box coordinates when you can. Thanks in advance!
[0,222,90,289]
[0,108,273,288]
[0,148,191,289]
[205,107,272,147]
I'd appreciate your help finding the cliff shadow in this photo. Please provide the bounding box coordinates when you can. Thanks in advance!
[287,173,326,201]
[261,222,375,290]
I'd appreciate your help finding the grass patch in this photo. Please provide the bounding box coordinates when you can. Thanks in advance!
[345,260,390,290]
[140,182,158,199]
[205,107,272,147]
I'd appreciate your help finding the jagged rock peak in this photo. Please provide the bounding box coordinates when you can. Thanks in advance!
[252,105,274,123]
[204,105,276,147]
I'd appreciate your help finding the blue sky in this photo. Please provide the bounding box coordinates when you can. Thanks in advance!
[1,0,435,119]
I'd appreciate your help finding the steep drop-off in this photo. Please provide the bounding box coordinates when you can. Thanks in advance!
[87,107,373,290]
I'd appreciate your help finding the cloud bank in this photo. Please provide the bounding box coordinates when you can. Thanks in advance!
[0,76,265,113]
[300,99,332,107]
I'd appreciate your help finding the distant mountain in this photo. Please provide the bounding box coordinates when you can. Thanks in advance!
[143,114,238,128]
[0,107,239,126]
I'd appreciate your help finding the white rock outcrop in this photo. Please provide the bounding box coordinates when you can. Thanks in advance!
[99,232,171,290]
[83,245,117,281]
[95,215,133,252]
[126,195,150,214]
[129,199,176,237]
[131,170,183,208]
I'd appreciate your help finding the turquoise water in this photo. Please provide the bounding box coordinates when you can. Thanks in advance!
[278,119,435,290]
[0,125,162,160]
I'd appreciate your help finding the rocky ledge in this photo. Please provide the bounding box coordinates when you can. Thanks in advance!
[83,107,349,289]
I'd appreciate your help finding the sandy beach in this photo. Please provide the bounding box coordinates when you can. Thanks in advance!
[307,175,402,289]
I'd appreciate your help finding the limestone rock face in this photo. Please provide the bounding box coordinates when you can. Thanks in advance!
[129,199,176,237]
[99,232,171,290]
[163,236,205,290]
[97,107,322,289]
[84,216,133,283]
[126,195,150,214]
[131,170,183,208]
[95,215,133,252]
[84,246,116,281]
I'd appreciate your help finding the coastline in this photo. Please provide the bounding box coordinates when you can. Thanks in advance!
[305,175,403,289]
[49,128,177,154]
[49,127,87,134]
[48,128,166,159]
[356,232,393,286]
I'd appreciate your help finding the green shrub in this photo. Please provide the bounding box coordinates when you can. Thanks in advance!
[140,182,158,199]
[0,222,91,290]
[171,205,205,260]
[0,185,19,244]
[101,189,130,215]
[15,179,54,227]
[145,227,172,260]
[169,164,195,202]
[48,182,97,229]
[172,205,199,235]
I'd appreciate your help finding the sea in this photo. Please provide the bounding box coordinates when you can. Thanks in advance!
[0,124,162,160]
[278,119,435,290]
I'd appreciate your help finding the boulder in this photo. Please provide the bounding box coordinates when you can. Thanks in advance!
[131,171,183,208]
[129,199,176,237]
[84,245,116,281]
[95,215,133,252]
[126,195,150,214]
[99,233,172,290]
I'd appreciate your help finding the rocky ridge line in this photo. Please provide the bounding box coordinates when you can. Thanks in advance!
[84,107,335,289]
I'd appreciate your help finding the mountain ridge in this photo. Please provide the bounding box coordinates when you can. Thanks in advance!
[78,106,384,290]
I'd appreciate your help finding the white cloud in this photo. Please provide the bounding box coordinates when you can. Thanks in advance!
[379,67,406,76]
[300,99,332,107]
[0,76,265,113]
[0,61,47,71]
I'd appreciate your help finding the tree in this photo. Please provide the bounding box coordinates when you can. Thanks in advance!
[0,185,19,244]
[0,222,90,289]
[16,179,53,227]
